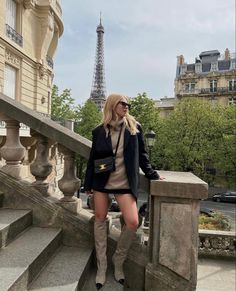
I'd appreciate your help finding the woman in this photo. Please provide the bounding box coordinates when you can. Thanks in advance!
[84,93,161,289]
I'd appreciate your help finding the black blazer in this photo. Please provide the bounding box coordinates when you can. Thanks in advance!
[84,124,159,199]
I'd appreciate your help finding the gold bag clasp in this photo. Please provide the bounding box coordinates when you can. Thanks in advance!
[99,164,106,170]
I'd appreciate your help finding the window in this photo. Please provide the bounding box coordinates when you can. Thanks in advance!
[228,97,236,105]
[4,64,17,99]
[230,59,236,70]
[229,79,236,91]
[210,62,218,72]
[6,0,16,29]
[185,82,196,92]
[5,0,23,46]
[210,80,217,93]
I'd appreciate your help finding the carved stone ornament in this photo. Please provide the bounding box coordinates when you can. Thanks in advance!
[36,63,46,79]
[5,50,20,69]
[23,0,36,9]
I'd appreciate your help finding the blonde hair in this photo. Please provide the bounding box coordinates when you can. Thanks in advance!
[102,93,138,135]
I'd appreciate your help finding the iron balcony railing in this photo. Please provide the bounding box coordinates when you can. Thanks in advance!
[200,87,236,94]
[5,24,23,47]
[46,55,54,68]
[179,87,236,95]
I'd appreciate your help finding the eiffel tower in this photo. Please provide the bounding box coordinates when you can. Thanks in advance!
[90,15,107,111]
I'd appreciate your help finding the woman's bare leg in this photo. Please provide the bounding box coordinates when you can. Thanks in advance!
[94,191,109,222]
[93,191,109,289]
[115,193,139,230]
[112,193,138,284]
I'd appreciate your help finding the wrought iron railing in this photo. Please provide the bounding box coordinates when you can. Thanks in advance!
[200,87,236,94]
[179,87,236,95]
[5,24,23,47]
[46,55,54,68]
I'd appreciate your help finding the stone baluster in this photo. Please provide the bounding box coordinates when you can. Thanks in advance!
[0,114,26,179]
[58,145,82,213]
[144,171,208,291]
[30,131,53,196]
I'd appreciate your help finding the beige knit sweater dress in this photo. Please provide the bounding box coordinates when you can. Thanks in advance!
[104,120,130,193]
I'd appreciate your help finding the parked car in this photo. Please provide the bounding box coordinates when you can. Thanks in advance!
[212,191,236,203]
[200,207,215,217]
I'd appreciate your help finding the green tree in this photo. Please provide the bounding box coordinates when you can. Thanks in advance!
[154,99,236,188]
[74,100,102,182]
[130,92,161,134]
[213,104,236,188]
[51,85,78,120]
[75,100,102,140]
[153,98,223,184]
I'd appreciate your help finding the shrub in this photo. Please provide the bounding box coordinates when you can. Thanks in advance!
[199,211,231,231]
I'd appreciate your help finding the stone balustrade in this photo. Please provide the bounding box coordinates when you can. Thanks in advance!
[199,229,236,258]
[0,93,90,213]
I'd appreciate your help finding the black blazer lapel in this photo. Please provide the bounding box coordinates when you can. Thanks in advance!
[103,127,112,151]
[124,128,131,149]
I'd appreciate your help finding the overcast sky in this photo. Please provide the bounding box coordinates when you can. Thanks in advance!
[54,0,235,105]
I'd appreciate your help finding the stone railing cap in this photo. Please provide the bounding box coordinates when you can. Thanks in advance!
[151,171,208,199]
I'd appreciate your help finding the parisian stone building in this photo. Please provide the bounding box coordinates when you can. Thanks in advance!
[0,0,63,116]
[0,0,64,185]
[175,49,236,105]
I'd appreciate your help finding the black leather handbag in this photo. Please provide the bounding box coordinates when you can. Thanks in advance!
[94,126,122,174]
[94,156,115,173]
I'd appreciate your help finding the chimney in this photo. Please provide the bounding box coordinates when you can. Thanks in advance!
[224,48,230,60]
[177,55,185,65]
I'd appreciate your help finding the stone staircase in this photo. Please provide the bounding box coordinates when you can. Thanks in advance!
[0,191,124,291]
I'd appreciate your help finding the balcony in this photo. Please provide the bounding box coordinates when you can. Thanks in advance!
[178,87,236,97]
[200,87,236,94]
[46,55,54,68]
[5,24,23,47]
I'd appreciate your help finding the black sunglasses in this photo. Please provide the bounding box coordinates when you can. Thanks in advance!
[118,101,131,109]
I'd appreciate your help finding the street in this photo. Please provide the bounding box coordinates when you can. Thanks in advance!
[201,200,236,231]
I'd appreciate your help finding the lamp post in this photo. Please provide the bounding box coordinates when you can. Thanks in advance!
[145,129,156,162]
[143,130,156,228]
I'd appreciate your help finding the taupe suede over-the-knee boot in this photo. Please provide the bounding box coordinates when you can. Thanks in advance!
[112,225,136,285]
[94,221,107,289]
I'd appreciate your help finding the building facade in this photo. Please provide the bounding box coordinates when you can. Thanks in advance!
[155,97,177,118]
[0,0,63,116]
[175,49,236,105]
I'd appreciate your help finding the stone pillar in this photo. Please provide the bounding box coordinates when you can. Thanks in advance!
[64,119,74,131]
[30,131,53,196]
[145,171,208,291]
[58,145,82,213]
[0,115,26,179]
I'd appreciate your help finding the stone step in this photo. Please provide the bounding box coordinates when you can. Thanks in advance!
[81,267,123,291]
[0,226,62,291]
[0,208,32,248]
[29,245,94,291]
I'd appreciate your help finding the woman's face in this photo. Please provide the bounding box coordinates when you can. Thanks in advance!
[114,97,131,119]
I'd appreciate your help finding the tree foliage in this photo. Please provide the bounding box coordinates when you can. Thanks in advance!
[51,85,78,120]
[130,92,161,134]
[75,100,102,140]
[152,98,236,188]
